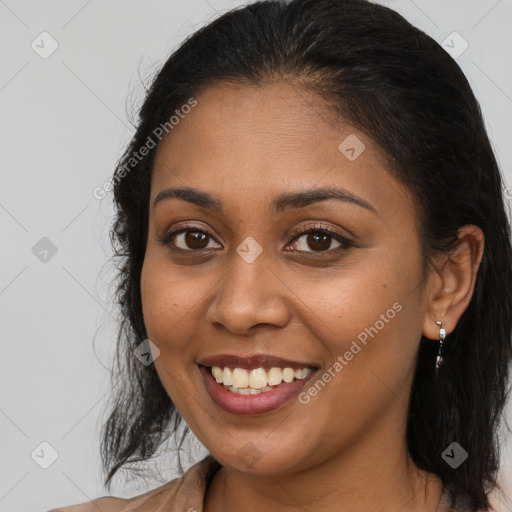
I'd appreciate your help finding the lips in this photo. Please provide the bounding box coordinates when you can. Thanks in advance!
[198,353,316,370]
[198,353,319,415]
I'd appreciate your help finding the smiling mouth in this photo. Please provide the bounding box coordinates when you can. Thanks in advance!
[204,365,315,395]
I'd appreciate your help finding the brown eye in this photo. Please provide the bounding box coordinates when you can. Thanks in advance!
[286,223,355,256]
[184,231,209,249]
[168,229,222,251]
[292,231,342,252]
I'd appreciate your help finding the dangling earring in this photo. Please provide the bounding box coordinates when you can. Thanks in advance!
[435,320,446,376]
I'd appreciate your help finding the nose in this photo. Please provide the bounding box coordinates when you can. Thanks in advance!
[205,250,292,336]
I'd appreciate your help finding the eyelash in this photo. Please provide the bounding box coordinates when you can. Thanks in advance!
[158,222,354,256]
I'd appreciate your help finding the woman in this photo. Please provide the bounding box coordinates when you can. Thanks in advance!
[51,0,512,510]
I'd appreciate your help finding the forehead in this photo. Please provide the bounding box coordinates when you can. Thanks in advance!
[150,81,414,220]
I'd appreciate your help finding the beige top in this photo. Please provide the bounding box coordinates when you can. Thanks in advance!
[48,455,478,512]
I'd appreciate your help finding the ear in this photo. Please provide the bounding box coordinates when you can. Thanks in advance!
[422,225,485,340]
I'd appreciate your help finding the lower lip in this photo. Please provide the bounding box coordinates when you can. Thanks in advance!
[200,365,318,415]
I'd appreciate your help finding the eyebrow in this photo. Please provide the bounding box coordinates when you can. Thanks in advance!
[153,186,377,215]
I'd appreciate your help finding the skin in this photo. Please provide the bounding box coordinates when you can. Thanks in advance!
[140,80,484,512]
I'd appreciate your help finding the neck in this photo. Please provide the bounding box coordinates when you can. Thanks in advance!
[204,399,444,512]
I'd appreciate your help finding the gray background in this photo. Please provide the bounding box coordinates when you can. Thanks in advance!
[1,1,511,511]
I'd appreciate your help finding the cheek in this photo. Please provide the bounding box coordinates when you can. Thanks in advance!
[300,258,416,348]
[140,254,203,348]
[140,256,204,408]
[298,246,425,392]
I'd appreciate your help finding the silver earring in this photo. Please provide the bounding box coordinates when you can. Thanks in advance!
[435,321,446,375]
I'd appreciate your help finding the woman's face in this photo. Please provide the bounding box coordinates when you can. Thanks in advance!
[141,81,432,475]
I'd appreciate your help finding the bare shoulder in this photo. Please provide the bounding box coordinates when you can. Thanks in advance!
[47,496,128,512]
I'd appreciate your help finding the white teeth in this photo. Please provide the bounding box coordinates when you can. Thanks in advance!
[222,367,232,386]
[282,368,295,383]
[232,368,249,388]
[210,365,313,394]
[248,368,267,389]
[267,367,283,386]
[212,366,223,383]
